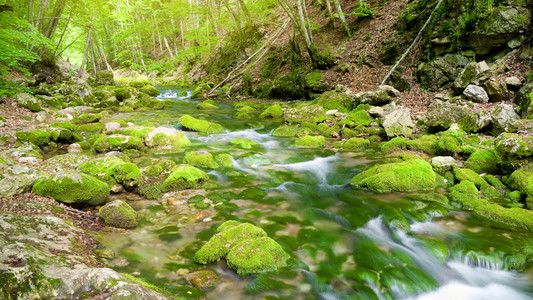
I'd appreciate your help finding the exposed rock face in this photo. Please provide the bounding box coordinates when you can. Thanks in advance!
[492,104,520,133]
[495,133,533,171]
[98,200,139,228]
[484,80,510,102]
[0,209,167,299]
[382,108,414,138]
[453,62,491,93]
[418,54,470,91]
[0,174,36,197]
[463,85,489,103]
[425,100,468,131]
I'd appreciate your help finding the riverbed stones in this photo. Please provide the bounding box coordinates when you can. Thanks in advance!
[16,93,42,112]
[98,200,139,228]
[350,159,438,192]
[294,135,325,148]
[495,133,533,171]
[184,270,217,289]
[145,127,191,148]
[429,156,458,171]
[229,138,257,149]
[463,85,489,103]
[259,104,283,118]
[32,172,110,206]
[382,108,414,138]
[93,134,145,153]
[183,151,219,169]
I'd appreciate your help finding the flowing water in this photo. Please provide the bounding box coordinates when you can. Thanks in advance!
[97,87,533,299]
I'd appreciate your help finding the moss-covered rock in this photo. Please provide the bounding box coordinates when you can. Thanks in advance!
[93,135,144,153]
[145,127,191,148]
[98,200,138,228]
[508,169,533,209]
[16,93,42,112]
[139,85,159,96]
[179,115,225,134]
[114,87,133,101]
[229,138,257,149]
[453,166,488,189]
[197,102,217,110]
[16,130,53,147]
[162,164,209,191]
[294,136,325,148]
[78,157,125,188]
[73,113,101,124]
[183,151,219,169]
[272,125,307,137]
[338,137,370,151]
[194,221,289,276]
[313,91,354,113]
[495,133,533,171]
[351,159,438,192]
[214,153,233,168]
[191,83,211,99]
[110,163,142,190]
[464,149,498,174]
[32,172,110,206]
[259,104,283,118]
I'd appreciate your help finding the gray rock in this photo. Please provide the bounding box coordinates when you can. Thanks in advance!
[382,108,414,138]
[484,80,510,102]
[429,156,459,170]
[378,85,401,97]
[492,104,520,133]
[368,106,385,118]
[453,61,491,92]
[459,110,491,133]
[0,175,36,197]
[508,38,521,49]
[68,143,82,153]
[463,85,489,103]
[505,76,522,90]
[103,121,121,134]
[418,62,449,91]
[16,93,42,112]
[425,100,468,131]
[98,200,139,229]
[355,89,391,106]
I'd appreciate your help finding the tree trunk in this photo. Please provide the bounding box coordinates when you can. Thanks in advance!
[79,13,95,76]
[333,0,350,37]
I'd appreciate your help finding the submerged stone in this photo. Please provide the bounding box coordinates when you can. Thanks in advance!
[183,151,219,169]
[351,159,438,192]
[184,270,217,289]
[98,200,139,228]
[229,138,257,149]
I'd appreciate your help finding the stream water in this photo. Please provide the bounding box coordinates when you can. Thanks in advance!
[97,87,533,299]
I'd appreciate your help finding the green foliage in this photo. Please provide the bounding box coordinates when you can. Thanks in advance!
[348,1,376,19]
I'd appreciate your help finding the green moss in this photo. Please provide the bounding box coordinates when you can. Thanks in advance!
[463,149,497,174]
[98,200,139,228]
[115,87,132,101]
[162,164,209,192]
[351,159,438,192]
[197,102,217,110]
[272,125,306,137]
[110,163,142,190]
[453,166,488,189]
[508,169,533,209]
[139,85,159,96]
[437,135,462,155]
[340,110,372,128]
[32,172,110,206]
[215,153,233,168]
[118,105,135,112]
[294,136,325,148]
[341,137,370,151]
[16,129,52,147]
[191,83,210,99]
[50,122,78,131]
[183,151,219,169]
[226,237,290,276]
[259,104,283,118]
[380,137,407,153]
[484,175,506,190]
[179,114,225,134]
[313,91,354,113]
[229,138,258,149]
[77,123,103,132]
[73,113,101,124]
[406,135,438,155]
[78,157,125,186]
[93,135,144,153]
[138,180,162,200]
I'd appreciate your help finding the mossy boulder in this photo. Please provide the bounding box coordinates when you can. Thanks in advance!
[162,164,209,191]
[145,127,191,148]
[98,200,139,228]
[93,135,144,153]
[78,157,125,187]
[453,166,488,189]
[179,115,225,134]
[110,163,142,190]
[16,129,53,147]
[191,83,211,99]
[93,70,114,85]
[139,85,159,96]
[197,102,217,110]
[314,91,354,113]
[464,149,498,174]
[259,104,283,118]
[351,159,438,193]
[183,151,219,169]
[272,125,306,137]
[16,93,42,112]
[495,133,533,171]
[229,138,257,149]
[194,221,289,276]
[508,169,533,209]
[215,153,233,168]
[338,137,370,151]
[73,113,101,124]
[284,104,326,124]
[32,172,110,206]
[114,87,133,101]
[294,136,325,148]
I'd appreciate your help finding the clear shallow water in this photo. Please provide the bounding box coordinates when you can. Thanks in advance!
[98,89,533,299]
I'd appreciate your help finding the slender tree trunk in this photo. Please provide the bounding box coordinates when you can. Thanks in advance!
[53,13,70,58]
[333,0,350,37]
[79,13,95,76]
[325,0,335,28]
[164,37,174,58]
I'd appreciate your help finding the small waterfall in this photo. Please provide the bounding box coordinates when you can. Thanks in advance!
[273,154,339,185]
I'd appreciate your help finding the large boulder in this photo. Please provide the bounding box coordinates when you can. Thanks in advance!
[183,151,219,169]
[93,70,114,85]
[98,200,139,228]
[0,175,37,197]
[32,172,110,206]
[463,85,489,103]
[284,104,326,124]
[145,127,191,148]
[492,104,520,133]
[495,133,533,171]
[350,159,438,192]
[484,80,510,102]
[425,100,468,131]
[162,165,209,192]
[93,135,145,153]
[417,63,449,91]
[382,108,414,138]
[313,91,354,113]
[16,93,42,112]
[453,61,491,93]
[259,104,284,118]
[354,89,391,106]
[508,169,533,209]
